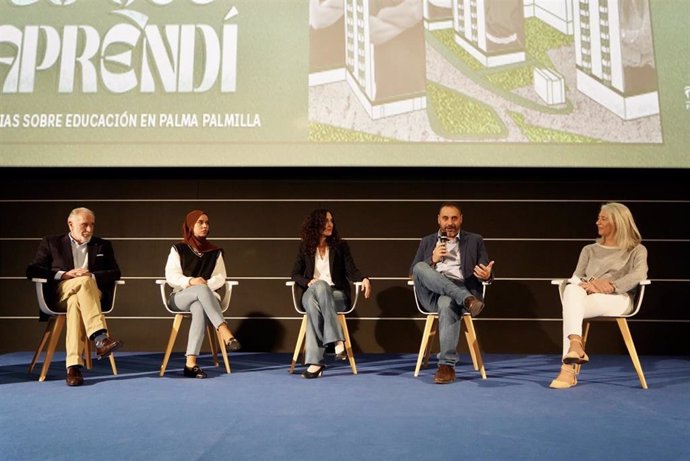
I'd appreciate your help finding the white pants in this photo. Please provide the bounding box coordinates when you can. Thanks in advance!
[561,284,632,358]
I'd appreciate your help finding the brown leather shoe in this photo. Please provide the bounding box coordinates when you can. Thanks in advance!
[433,364,456,384]
[464,296,485,317]
[95,336,123,359]
[66,366,84,386]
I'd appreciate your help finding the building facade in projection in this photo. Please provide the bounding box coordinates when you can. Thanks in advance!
[309,0,347,86]
[452,0,526,67]
[344,0,427,119]
[574,0,659,119]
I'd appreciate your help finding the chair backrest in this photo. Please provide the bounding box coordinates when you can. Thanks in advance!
[551,279,650,318]
[285,281,361,315]
[156,279,238,315]
[407,279,488,315]
[32,278,124,316]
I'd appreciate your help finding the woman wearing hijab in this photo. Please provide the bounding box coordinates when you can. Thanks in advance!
[165,210,240,378]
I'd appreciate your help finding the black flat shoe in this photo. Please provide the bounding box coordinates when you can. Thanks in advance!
[225,338,241,352]
[335,350,347,361]
[301,366,325,379]
[183,365,207,379]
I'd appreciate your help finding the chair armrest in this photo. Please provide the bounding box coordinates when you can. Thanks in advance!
[285,281,303,314]
[31,278,58,316]
[640,280,651,286]
[551,279,567,285]
[219,280,238,312]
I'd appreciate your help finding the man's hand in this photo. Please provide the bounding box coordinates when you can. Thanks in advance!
[62,268,91,280]
[189,277,207,286]
[361,278,372,299]
[473,261,495,280]
[432,242,448,264]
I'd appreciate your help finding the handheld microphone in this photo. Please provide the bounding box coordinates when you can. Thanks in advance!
[438,232,448,262]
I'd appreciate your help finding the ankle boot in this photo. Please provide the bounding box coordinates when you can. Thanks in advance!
[549,364,577,389]
[563,335,589,364]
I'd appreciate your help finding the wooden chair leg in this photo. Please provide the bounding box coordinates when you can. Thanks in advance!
[415,315,436,377]
[28,318,54,374]
[423,315,438,368]
[207,324,219,367]
[39,315,66,382]
[463,316,487,379]
[338,314,357,375]
[576,321,592,375]
[289,316,307,374]
[617,318,648,389]
[160,314,184,377]
[215,330,231,374]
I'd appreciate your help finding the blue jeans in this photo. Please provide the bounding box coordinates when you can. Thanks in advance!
[301,280,347,365]
[412,262,474,367]
[169,285,225,357]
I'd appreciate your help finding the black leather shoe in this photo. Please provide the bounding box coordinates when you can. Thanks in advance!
[95,336,123,359]
[301,365,325,379]
[66,366,84,386]
[225,337,241,352]
[183,365,207,379]
[463,296,485,317]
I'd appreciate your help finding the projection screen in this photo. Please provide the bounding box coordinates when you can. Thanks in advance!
[0,0,689,167]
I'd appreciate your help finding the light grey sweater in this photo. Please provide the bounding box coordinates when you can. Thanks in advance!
[570,243,648,294]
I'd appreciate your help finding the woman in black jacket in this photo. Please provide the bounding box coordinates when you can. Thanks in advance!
[290,209,371,378]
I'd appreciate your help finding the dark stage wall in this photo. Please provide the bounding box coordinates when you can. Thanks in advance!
[1,168,688,356]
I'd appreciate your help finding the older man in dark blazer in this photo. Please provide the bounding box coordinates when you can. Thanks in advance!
[410,202,494,384]
[26,207,123,386]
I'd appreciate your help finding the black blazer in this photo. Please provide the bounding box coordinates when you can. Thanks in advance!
[290,240,366,309]
[26,234,121,319]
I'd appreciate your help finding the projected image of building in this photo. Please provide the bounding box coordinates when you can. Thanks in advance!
[574,0,659,120]
[523,0,574,34]
[452,0,526,67]
[309,0,347,86]
[423,0,453,30]
[345,0,427,119]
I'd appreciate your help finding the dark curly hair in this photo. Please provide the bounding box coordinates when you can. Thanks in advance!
[299,209,340,255]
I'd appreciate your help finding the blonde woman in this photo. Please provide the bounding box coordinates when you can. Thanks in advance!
[550,203,648,389]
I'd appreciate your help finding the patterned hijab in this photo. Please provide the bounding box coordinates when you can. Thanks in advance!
[182,210,220,254]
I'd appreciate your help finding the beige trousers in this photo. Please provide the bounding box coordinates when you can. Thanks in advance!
[55,276,106,368]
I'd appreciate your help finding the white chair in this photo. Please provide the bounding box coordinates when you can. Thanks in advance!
[28,278,124,382]
[286,281,361,375]
[551,279,651,389]
[408,280,488,379]
[156,280,238,376]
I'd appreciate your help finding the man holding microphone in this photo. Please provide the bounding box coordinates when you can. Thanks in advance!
[410,202,494,384]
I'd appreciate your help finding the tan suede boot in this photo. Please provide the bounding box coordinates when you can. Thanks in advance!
[549,364,577,389]
[563,334,589,365]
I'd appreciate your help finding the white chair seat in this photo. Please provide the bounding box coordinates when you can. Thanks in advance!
[286,281,361,375]
[156,280,238,376]
[408,280,488,379]
[28,278,124,382]
[551,279,651,389]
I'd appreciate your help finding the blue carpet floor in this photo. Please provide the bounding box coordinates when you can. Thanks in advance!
[1,352,689,460]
